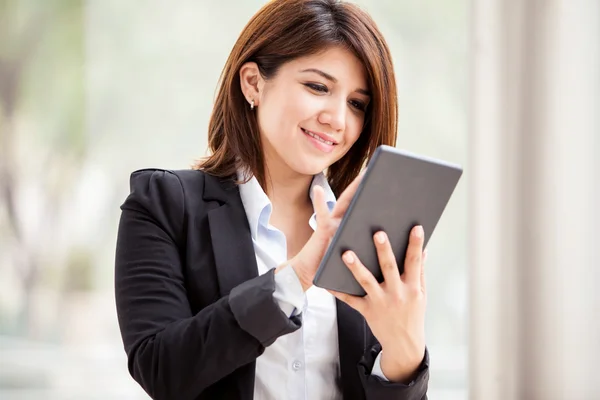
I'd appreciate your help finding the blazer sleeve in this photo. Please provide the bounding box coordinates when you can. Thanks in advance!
[359,343,430,400]
[114,169,301,400]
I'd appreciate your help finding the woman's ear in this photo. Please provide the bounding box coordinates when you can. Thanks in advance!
[239,62,264,108]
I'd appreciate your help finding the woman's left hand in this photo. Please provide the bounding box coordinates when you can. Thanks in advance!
[329,226,427,383]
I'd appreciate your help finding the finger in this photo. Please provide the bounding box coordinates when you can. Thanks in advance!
[311,186,331,232]
[342,251,382,298]
[373,231,401,292]
[331,168,366,219]
[403,225,424,286]
[328,289,366,314]
[421,249,427,293]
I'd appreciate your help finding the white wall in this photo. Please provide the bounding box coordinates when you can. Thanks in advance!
[470,0,600,398]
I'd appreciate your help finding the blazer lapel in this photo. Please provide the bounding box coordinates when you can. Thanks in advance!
[203,173,259,296]
[337,299,366,399]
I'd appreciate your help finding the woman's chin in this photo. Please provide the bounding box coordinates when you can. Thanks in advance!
[290,159,332,176]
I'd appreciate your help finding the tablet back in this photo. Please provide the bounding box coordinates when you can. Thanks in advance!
[313,145,463,296]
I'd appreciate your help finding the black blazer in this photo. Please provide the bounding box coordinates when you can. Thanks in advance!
[115,168,429,400]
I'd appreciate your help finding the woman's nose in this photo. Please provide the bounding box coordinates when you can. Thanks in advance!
[318,98,346,132]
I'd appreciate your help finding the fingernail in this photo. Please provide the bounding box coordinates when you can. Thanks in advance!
[343,252,354,264]
[413,226,424,238]
[423,249,428,263]
[375,232,386,244]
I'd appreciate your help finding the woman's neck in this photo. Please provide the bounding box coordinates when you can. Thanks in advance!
[261,151,314,212]
[263,166,313,211]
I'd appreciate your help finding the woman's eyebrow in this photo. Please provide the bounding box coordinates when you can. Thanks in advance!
[299,68,371,96]
[300,68,337,83]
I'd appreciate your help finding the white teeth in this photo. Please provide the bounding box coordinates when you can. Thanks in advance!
[303,129,334,145]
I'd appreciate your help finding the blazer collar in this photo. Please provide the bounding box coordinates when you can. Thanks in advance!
[203,172,259,296]
[202,172,238,204]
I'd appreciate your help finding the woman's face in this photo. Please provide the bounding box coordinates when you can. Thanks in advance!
[252,46,370,177]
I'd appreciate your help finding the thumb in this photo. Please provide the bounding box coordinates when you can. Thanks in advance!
[312,186,330,230]
[310,185,335,246]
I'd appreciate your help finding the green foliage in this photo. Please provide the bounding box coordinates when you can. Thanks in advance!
[63,246,95,292]
[0,0,85,155]
[0,0,86,336]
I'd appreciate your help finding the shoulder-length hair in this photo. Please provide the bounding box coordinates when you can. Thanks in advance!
[195,0,398,197]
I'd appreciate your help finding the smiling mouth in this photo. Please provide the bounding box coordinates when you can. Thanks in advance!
[301,128,336,145]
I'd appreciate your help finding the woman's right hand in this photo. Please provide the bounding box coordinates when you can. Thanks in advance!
[286,170,366,291]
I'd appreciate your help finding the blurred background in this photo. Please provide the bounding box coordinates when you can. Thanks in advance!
[0,0,597,399]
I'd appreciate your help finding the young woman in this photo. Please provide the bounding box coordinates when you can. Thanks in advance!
[115,0,430,399]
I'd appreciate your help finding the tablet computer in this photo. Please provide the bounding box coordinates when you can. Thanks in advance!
[313,145,463,296]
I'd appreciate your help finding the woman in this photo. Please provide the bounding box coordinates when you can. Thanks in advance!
[115,0,429,399]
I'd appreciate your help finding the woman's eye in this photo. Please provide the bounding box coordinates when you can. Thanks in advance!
[305,83,328,93]
[349,100,367,111]
[304,82,367,111]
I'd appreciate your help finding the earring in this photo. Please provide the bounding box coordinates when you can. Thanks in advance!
[250,99,255,110]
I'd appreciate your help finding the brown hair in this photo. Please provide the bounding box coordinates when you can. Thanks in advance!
[195,0,398,197]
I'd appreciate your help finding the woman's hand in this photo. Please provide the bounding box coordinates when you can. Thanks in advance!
[281,170,365,291]
[329,227,427,383]
[280,169,427,382]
